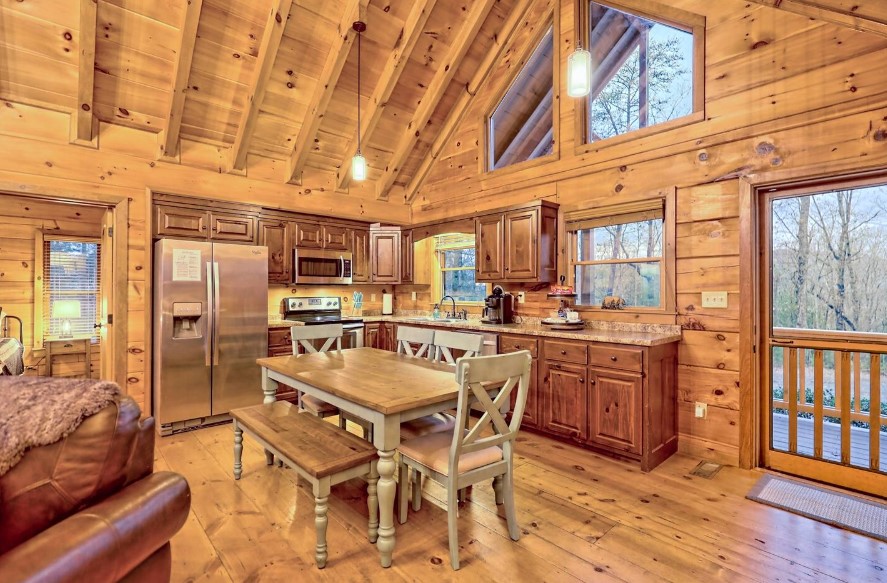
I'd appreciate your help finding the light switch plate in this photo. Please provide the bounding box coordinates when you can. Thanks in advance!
[701,291,728,309]
[695,402,708,418]
[411,291,417,301]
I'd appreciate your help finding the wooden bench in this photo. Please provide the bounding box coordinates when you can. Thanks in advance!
[230,401,378,568]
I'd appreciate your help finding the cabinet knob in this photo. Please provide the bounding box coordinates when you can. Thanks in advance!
[579,377,584,383]
[590,379,596,385]
[201,225,207,230]
[610,355,617,361]
[560,350,566,355]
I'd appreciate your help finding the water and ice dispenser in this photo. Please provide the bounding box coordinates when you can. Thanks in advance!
[171,302,203,338]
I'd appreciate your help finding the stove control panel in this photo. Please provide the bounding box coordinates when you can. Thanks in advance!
[282,296,340,312]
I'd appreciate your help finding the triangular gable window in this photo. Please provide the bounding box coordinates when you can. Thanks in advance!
[585,1,697,142]
[487,25,554,171]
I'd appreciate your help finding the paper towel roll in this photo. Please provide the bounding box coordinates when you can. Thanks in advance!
[382,293,393,315]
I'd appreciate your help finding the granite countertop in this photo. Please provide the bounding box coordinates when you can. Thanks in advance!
[359,315,680,346]
[269,315,681,346]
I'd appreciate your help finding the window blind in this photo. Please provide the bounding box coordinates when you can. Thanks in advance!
[565,200,663,232]
[42,239,101,339]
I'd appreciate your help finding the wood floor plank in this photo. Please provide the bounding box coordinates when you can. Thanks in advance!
[159,423,887,582]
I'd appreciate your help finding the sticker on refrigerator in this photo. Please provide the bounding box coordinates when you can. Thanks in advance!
[172,249,202,282]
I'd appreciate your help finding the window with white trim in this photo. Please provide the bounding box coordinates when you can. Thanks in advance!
[43,239,100,339]
[435,234,489,303]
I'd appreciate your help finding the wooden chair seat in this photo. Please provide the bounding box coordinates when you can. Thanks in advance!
[231,401,378,569]
[398,431,503,475]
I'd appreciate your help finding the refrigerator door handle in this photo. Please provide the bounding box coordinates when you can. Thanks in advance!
[213,262,221,366]
[205,261,213,367]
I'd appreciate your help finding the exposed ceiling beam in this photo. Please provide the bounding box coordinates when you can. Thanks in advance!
[229,0,294,171]
[71,0,97,145]
[158,0,204,160]
[404,0,536,203]
[374,0,497,201]
[528,126,554,160]
[336,0,438,191]
[495,87,553,168]
[286,0,369,184]
[746,0,887,38]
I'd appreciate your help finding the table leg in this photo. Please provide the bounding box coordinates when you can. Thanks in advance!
[376,449,396,567]
[261,369,276,464]
[366,460,379,543]
[233,423,243,480]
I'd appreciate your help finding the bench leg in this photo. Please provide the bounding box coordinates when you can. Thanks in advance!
[366,460,379,543]
[233,424,243,480]
[314,494,329,568]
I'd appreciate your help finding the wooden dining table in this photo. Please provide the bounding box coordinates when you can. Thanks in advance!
[256,347,462,568]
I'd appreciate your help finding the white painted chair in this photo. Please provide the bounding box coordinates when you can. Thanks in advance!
[396,351,533,570]
[291,324,372,440]
[432,329,484,364]
[397,326,450,441]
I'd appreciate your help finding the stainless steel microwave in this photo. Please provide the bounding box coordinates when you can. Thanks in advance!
[292,249,353,285]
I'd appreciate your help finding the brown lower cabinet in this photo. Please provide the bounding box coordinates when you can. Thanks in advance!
[503,333,677,472]
[365,322,395,352]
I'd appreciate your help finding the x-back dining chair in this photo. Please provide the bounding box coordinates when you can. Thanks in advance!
[397,351,533,570]
[432,329,484,364]
[396,326,450,441]
[290,324,372,440]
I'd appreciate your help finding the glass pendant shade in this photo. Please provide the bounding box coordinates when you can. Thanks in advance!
[352,152,367,181]
[567,46,592,98]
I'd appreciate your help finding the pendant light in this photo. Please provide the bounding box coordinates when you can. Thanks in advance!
[566,39,592,98]
[351,21,368,182]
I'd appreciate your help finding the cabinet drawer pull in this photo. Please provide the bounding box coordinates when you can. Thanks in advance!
[610,355,617,361]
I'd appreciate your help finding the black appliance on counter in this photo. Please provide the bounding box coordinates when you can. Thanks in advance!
[482,286,514,324]
[280,297,365,348]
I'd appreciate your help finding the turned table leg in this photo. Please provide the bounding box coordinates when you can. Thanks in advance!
[375,449,396,567]
[366,461,379,543]
[261,368,277,464]
[314,494,329,568]
[233,423,243,480]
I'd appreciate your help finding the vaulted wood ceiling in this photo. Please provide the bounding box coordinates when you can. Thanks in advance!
[0,0,531,203]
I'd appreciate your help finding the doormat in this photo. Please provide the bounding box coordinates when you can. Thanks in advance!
[747,474,887,543]
[689,460,722,479]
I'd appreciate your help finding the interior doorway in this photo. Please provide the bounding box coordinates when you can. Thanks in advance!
[0,192,126,386]
[758,176,887,496]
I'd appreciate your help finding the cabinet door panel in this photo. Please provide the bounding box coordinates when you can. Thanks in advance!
[324,225,349,250]
[370,231,401,283]
[155,205,208,238]
[588,368,642,455]
[295,222,323,248]
[401,229,414,283]
[509,357,540,428]
[504,208,537,279]
[210,213,256,243]
[475,214,504,281]
[365,323,381,349]
[351,229,370,282]
[258,220,291,283]
[541,361,587,440]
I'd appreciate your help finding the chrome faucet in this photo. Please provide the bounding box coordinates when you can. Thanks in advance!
[440,295,457,319]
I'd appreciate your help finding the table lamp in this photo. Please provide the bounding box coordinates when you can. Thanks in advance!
[52,300,81,338]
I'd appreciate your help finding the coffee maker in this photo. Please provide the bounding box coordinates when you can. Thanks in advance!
[482,285,514,324]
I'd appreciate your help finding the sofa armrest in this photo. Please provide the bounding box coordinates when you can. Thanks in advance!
[0,472,190,583]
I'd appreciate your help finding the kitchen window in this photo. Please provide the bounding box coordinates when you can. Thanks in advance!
[566,194,674,311]
[435,234,488,303]
[578,0,704,146]
[43,239,101,339]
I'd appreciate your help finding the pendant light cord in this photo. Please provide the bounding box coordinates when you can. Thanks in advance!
[356,28,362,155]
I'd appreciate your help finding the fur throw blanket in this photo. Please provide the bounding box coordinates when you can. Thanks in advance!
[0,376,121,476]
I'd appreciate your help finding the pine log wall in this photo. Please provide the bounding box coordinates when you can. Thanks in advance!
[411,0,887,464]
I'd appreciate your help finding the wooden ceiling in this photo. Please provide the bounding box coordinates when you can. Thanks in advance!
[0,0,532,204]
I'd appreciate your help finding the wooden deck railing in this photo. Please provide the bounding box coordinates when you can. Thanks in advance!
[773,345,885,472]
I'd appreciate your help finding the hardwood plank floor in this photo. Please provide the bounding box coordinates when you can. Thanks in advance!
[158,423,887,582]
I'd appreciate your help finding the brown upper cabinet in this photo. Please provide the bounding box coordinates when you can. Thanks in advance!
[155,205,256,243]
[351,229,370,283]
[324,225,349,250]
[294,222,323,248]
[475,200,558,282]
[370,228,401,283]
[401,229,414,284]
[257,220,292,284]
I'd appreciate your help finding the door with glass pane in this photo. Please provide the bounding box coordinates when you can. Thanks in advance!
[761,179,887,495]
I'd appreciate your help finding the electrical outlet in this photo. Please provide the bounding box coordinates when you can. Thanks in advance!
[701,291,728,309]
[517,291,526,304]
[371,294,376,302]
[411,291,417,301]
[694,402,708,418]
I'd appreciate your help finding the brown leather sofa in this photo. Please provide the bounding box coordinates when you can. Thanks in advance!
[0,396,190,583]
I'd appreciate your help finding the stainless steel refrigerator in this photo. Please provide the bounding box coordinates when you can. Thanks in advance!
[153,239,268,435]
